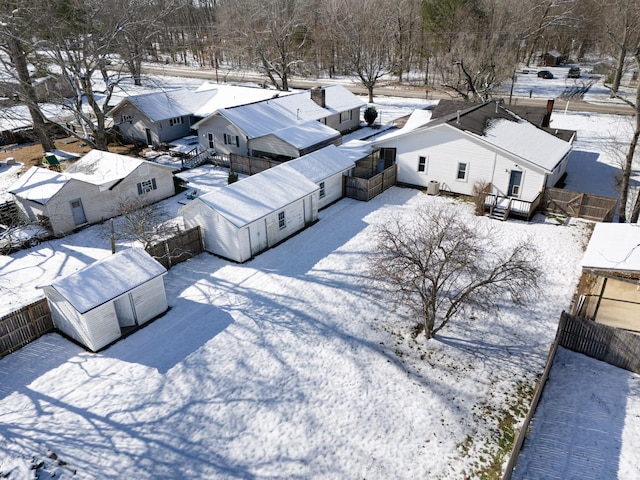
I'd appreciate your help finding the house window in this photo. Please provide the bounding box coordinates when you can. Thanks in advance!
[278,211,286,229]
[418,156,427,173]
[137,178,157,195]
[121,114,133,123]
[456,162,468,180]
[224,133,240,147]
[319,181,326,198]
[340,110,352,123]
[207,133,215,149]
[169,117,183,126]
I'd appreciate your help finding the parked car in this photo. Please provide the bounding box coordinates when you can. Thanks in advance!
[568,66,581,78]
[537,70,554,79]
[0,224,50,254]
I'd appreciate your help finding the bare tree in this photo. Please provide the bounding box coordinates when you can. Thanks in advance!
[332,0,395,103]
[109,196,176,250]
[369,204,541,340]
[218,0,311,91]
[0,3,55,151]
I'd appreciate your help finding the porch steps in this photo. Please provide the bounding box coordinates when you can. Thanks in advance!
[490,197,511,221]
[490,206,509,221]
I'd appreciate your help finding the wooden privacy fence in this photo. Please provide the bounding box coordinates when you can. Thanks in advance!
[229,153,282,176]
[0,299,53,359]
[543,188,617,222]
[345,165,397,202]
[503,311,640,478]
[0,200,23,226]
[0,228,203,358]
[146,226,204,270]
[557,312,640,373]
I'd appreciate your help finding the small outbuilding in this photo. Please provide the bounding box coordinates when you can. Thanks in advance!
[575,223,640,333]
[181,164,319,262]
[284,144,355,209]
[41,248,168,352]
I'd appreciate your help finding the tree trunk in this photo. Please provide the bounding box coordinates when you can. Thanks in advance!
[620,53,640,222]
[6,36,55,152]
[368,85,374,104]
[611,30,628,97]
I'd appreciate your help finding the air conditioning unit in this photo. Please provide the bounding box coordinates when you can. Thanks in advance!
[143,187,152,193]
[427,180,440,195]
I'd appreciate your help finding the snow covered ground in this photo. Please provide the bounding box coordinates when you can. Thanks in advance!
[1,72,640,478]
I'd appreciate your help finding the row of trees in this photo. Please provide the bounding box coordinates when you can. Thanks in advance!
[2,0,640,220]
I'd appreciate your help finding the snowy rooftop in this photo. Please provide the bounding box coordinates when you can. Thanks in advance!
[42,248,167,314]
[109,88,216,122]
[190,164,319,227]
[285,144,355,183]
[193,83,287,117]
[65,150,175,189]
[337,139,377,162]
[7,166,68,204]
[581,223,640,273]
[480,118,572,172]
[211,91,330,138]
[9,150,176,201]
[313,84,366,114]
[267,121,340,150]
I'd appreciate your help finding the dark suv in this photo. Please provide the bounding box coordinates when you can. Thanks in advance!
[537,70,554,79]
[568,66,580,78]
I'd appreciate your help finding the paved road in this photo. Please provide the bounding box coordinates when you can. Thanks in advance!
[141,64,635,116]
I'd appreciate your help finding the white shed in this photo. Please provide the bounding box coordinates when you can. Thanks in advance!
[181,164,319,262]
[284,144,355,209]
[41,248,168,352]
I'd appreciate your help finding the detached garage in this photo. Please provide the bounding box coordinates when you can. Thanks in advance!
[41,248,168,352]
[181,163,319,263]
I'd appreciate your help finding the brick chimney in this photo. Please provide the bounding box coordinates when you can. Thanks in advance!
[311,87,326,107]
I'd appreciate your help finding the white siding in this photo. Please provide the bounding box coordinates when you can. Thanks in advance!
[41,164,175,236]
[247,220,268,258]
[82,303,121,351]
[384,124,548,203]
[45,285,121,352]
[45,286,92,348]
[266,198,306,247]
[183,201,249,262]
[130,277,168,325]
[318,172,347,209]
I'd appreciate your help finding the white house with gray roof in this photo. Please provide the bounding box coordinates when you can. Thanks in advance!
[9,150,177,235]
[373,100,574,219]
[192,85,364,160]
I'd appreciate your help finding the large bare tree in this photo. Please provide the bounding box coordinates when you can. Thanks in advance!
[0,3,55,151]
[369,204,540,340]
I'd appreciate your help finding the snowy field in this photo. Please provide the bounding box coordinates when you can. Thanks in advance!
[1,71,640,478]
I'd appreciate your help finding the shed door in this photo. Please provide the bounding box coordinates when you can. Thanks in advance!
[70,199,87,225]
[114,294,136,327]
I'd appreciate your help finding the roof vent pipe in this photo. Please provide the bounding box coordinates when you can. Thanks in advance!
[456,110,460,123]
